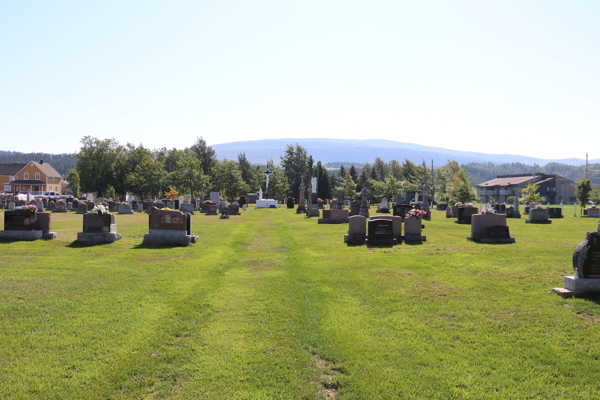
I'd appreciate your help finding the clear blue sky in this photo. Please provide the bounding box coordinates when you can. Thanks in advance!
[1,1,598,160]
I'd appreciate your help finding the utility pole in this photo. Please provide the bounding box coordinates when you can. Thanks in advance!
[586,153,589,180]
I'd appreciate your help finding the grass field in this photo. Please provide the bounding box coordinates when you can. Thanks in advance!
[1,206,600,399]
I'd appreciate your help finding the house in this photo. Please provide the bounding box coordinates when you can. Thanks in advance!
[0,160,63,195]
[0,163,27,193]
[477,173,576,204]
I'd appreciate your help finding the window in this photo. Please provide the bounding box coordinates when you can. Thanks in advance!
[35,173,40,180]
[8,176,14,181]
[49,185,53,191]
[24,172,29,180]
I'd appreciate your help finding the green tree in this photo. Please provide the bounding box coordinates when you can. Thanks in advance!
[447,168,476,204]
[576,179,592,215]
[237,153,253,185]
[173,151,211,198]
[520,182,545,205]
[114,143,153,195]
[76,136,121,196]
[435,161,461,202]
[590,186,600,204]
[373,157,387,180]
[190,136,217,176]
[349,165,358,182]
[105,185,116,199]
[381,176,404,201]
[212,160,249,200]
[280,144,313,200]
[339,165,346,178]
[313,161,331,200]
[127,157,166,199]
[66,169,80,198]
[262,160,289,199]
[336,174,357,200]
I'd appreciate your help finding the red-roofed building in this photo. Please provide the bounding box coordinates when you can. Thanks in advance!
[476,173,575,204]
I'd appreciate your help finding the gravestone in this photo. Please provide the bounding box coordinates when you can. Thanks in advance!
[367,219,396,245]
[287,197,295,209]
[393,203,416,221]
[371,215,401,240]
[587,208,600,218]
[526,207,551,224]
[344,215,367,244]
[4,210,37,231]
[35,201,44,211]
[297,177,306,214]
[456,206,478,224]
[403,215,426,242]
[119,203,133,214]
[54,201,68,212]
[228,202,241,215]
[469,213,515,243]
[180,202,195,214]
[143,207,196,246]
[0,210,55,240]
[67,202,73,211]
[35,212,52,234]
[436,203,448,211]
[318,208,349,224]
[77,213,120,243]
[555,232,600,296]
[377,198,390,213]
[349,201,361,217]
[243,204,248,211]
[359,183,369,217]
[422,182,430,220]
[87,201,95,211]
[47,202,55,211]
[166,200,175,209]
[220,206,229,219]
[137,203,144,212]
[548,207,563,218]
[76,203,88,214]
[247,193,258,204]
[205,204,217,216]
[210,192,221,208]
[512,197,521,218]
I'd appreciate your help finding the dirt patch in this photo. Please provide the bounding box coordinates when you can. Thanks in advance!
[247,235,271,249]
[577,312,600,324]
[314,356,343,400]
[139,255,188,262]
[245,260,274,270]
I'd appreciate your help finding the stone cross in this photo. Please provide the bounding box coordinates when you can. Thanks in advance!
[422,182,429,212]
[262,168,274,194]
[359,182,369,217]
[299,176,305,206]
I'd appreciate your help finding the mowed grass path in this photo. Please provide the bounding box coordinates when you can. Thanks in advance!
[1,207,600,399]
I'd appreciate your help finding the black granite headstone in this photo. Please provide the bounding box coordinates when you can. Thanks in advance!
[368,219,393,241]
[485,225,510,239]
[573,232,600,279]
[4,211,37,231]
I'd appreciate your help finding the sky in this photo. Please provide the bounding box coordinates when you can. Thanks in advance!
[1,1,599,160]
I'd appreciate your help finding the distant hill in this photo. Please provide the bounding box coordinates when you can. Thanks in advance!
[211,138,597,167]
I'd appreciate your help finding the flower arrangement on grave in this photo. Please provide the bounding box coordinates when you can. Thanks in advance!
[15,205,37,215]
[90,204,111,215]
[455,202,463,206]
[317,198,323,202]
[535,204,544,209]
[480,208,496,215]
[465,202,474,207]
[164,187,179,200]
[405,209,427,218]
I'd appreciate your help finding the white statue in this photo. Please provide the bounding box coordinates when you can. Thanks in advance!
[311,177,317,193]
[259,188,263,200]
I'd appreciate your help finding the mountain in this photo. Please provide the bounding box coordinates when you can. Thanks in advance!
[211,138,597,167]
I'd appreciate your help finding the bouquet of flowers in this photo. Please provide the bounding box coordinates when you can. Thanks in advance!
[90,204,111,215]
[455,202,463,206]
[17,205,37,214]
[405,209,427,218]
[480,208,496,215]
[465,202,474,207]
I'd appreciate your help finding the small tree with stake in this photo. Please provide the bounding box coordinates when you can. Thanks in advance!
[576,179,592,216]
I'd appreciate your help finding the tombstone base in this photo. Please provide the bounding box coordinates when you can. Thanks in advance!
[198,209,206,213]
[76,210,87,214]
[220,214,229,219]
[307,208,320,217]
[548,215,563,219]
[206,211,217,216]
[583,215,600,218]
[366,238,397,246]
[52,210,68,213]
[467,237,515,244]
[0,230,55,241]
[119,211,132,215]
[376,209,390,214]
[552,287,574,298]
[403,235,427,242]
[143,229,196,246]
[507,213,521,219]
[229,212,241,216]
[344,234,366,244]
[563,276,600,293]
[77,232,121,243]
[318,218,349,224]
[524,220,552,224]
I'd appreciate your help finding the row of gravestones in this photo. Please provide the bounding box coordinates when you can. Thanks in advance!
[343,214,426,245]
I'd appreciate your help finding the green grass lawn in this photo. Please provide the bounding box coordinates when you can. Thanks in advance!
[1,206,600,399]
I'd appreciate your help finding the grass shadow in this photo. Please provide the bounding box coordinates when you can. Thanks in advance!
[132,243,189,250]
[67,241,115,248]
